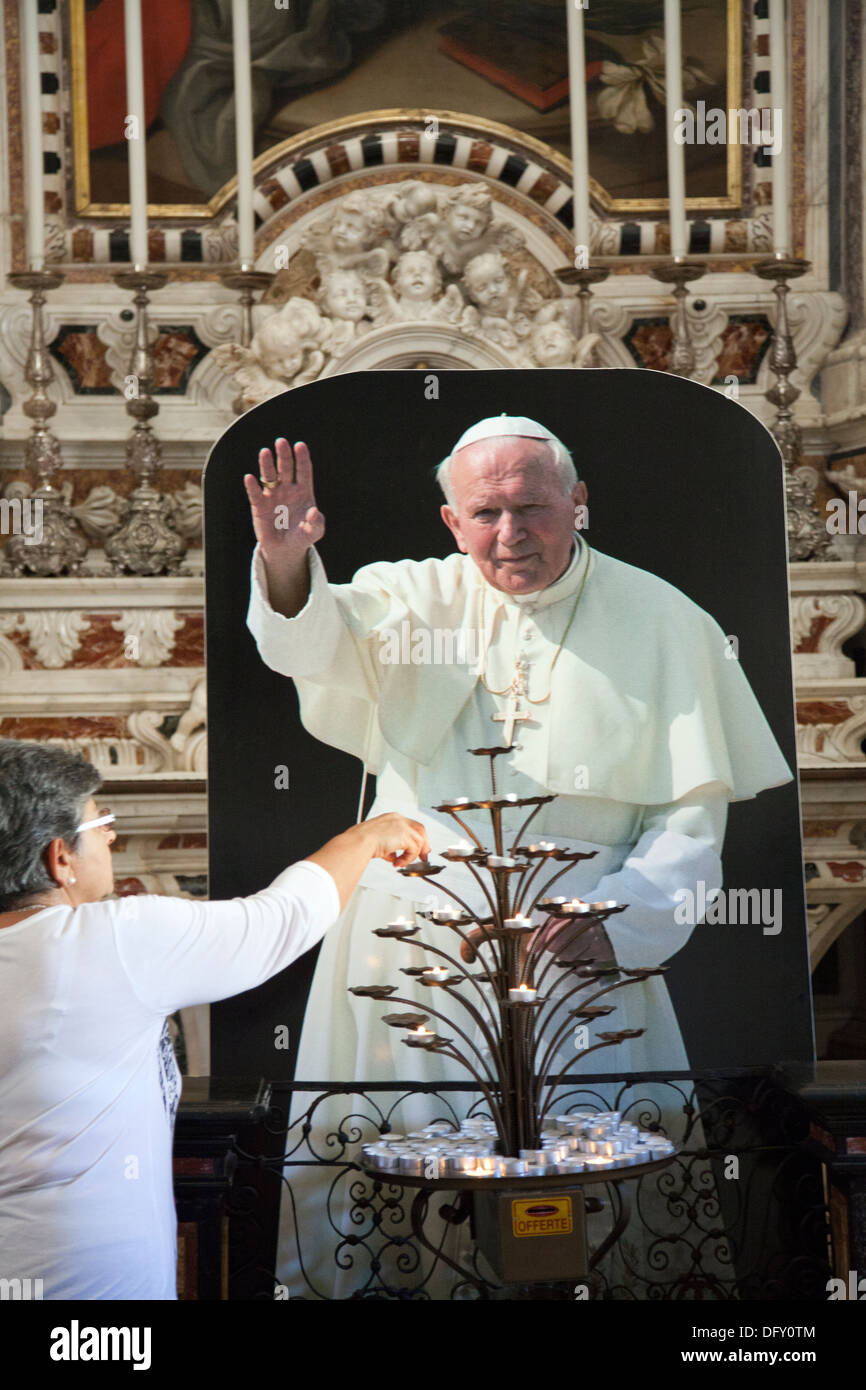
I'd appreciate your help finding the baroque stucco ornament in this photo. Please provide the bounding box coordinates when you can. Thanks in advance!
[213,183,599,409]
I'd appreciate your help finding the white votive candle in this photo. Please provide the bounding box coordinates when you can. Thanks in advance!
[508,983,538,1003]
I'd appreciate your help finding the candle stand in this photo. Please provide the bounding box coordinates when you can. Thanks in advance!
[753,254,829,560]
[554,265,610,366]
[2,271,88,576]
[350,746,675,1289]
[105,271,185,576]
[219,268,274,348]
[650,259,707,378]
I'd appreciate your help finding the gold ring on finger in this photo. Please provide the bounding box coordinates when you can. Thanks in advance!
[260,478,278,489]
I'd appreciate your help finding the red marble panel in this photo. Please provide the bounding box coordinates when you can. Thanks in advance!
[827,862,865,883]
[2,629,41,669]
[796,701,851,725]
[753,181,772,206]
[466,141,493,172]
[157,833,207,850]
[756,34,770,56]
[846,1137,866,1154]
[38,31,55,53]
[45,192,61,214]
[794,614,834,654]
[72,228,94,261]
[262,177,289,212]
[115,877,148,896]
[724,220,748,252]
[0,715,127,739]
[153,331,200,390]
[148,229,166,262]
[396,133,420,163]
[55,330,114,391]
[325,143,351,176]
[653,222,671,255]
[172,613,205,665]
[42,112,59,134]
[67,614,128,669]
[716,319,771,380]
[525,172,559,205]
[630,323,671,373]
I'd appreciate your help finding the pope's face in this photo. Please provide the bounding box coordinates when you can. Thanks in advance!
[440,438,587,594]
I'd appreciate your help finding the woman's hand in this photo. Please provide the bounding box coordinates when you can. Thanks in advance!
[360,813,430,868]
[307,814,430,910]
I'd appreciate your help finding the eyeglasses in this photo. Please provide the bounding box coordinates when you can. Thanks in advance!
[76,809,116,834]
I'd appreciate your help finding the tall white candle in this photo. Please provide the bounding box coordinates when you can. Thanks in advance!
[231,0,255,267]
[566,0,592,254]
[123,0,148,268]
[663,0,688,258]
[19,0,44,269]
[768,0,791,254]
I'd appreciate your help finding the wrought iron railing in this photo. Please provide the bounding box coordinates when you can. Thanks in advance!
[222,1070,830,1301]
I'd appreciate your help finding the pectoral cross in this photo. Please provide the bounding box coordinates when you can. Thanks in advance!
[492,662,531,749]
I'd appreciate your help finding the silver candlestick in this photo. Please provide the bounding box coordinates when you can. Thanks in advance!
[753,254,829,561]
[2,271,88,577]
[650,260,707,378]
[220,267,274,347]
[105,270,185,576]
[554,265,610,365]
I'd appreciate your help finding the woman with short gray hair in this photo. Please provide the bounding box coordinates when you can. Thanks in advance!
[0,739,428,1300]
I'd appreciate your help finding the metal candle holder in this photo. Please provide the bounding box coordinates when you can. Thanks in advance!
[105,270,185,576]
[650,259,707,378]
[3,271,88,576]
[350,748,661,1157]
[753,254,829,561]
[219,267,274,348]
[554,265,610,365]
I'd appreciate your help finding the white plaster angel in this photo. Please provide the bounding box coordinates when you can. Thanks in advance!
[460,251,543,347]
[368,251,464,325]
[213,297,331,409]
[429,185,524,276]
[526,303,603,369]
[316,267,378,354]
[385,180,440,251]
[301,191,391,279]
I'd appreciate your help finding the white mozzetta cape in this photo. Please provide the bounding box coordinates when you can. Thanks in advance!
[248,539,792,807]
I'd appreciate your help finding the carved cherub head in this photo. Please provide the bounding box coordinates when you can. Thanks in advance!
[319,268,369,322]
[445,185,493,243]
[462,252,513,316]
[530,317,580,367]
[392,251,442,303]
[253,299,329,381]
[329,192,385,255]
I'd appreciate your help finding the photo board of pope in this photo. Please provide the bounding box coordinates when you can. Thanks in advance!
[204,368,812,1092]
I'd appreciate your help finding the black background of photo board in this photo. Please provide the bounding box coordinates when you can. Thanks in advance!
[203,368,812,1079]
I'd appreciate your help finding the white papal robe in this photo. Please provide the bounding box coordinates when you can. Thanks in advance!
[247,533,792,1297]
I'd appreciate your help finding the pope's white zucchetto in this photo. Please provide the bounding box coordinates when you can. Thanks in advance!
[436,414,578,506]
[451,414,567,456]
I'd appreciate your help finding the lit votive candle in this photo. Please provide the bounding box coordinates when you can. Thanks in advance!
[583,1154,616,1171]
[529,841,557,853]
[504,915,533,931]
[486,855,516,869]
[406,1026,436,1047]
[422,966,449,983]
[508,983,538,1003]
[387,915,414,929]
[446,840,475,858]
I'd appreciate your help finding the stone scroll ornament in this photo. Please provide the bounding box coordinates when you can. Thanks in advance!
[213,184,600,409]
[349,746,672,1179]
